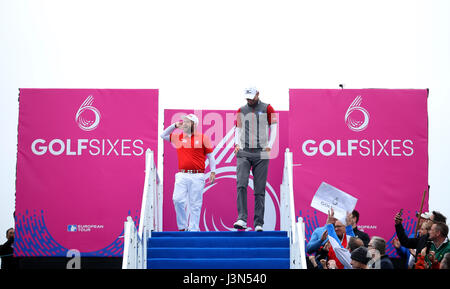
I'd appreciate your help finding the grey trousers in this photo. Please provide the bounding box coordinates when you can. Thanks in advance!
[236,149,269,227]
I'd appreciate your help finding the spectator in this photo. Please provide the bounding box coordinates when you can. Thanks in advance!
[306,225,328,255]
[419,220,433,236]
[314,241,331,269]
[368,236,394,269]
[425,222,450,266]
[350,246,371,269]
[394,211,430,261]
[307,241,331,270]
[415,247,439,269]
[392,237,409,268]
[439,253,450,269]
[324,209,354,269]
[325,211,364,269]
[348,237,364,252]
[414,211,432,229]
[348,210,370,247]
[393,221,432,269]
[430,211,447,224]
[320,259,337,270]
[0,228,18,270]
[395,210,448,269]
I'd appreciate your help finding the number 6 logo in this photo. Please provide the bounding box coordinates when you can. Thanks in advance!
[345,96,370,132]
[75,95,101,131]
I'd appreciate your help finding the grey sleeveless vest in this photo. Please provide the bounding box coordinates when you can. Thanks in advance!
[238,100,270,149]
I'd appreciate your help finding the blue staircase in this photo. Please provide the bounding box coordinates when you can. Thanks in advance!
[147,231,290,269]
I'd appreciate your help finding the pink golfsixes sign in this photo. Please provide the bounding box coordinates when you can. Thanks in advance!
[15,89,158,257]
[289,89,428,257]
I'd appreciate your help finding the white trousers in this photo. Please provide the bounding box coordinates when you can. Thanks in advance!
[172,172,206,231]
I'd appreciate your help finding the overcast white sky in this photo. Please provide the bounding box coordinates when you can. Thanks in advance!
[1,0,449,251]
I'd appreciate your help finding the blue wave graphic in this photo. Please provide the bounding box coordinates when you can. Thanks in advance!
[15,210,139,257]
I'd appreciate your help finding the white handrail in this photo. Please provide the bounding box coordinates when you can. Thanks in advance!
[122,149,162,269]
[280,148,307,269]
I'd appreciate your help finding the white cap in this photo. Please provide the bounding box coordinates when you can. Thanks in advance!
[421,212,432,219]
[244,87,258,99]
[183,113,199,126]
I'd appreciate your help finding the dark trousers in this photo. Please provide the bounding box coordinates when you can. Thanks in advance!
[236,149,269,227]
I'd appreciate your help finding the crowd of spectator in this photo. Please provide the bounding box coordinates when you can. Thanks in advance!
[306,209,450,269]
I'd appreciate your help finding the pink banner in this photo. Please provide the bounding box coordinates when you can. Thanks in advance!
[163,109,289,231]
[288,89,428,257]
[15,89,159,257]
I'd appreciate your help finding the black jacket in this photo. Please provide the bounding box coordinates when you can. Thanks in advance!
[395,223,429,255]
[380,255,394,269]
[371,255,394,269]
[0,237,18,270]
[353,227,370,247]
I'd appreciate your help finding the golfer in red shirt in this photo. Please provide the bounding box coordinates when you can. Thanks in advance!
[161,114,216,231]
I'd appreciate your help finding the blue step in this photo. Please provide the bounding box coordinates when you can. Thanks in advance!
[146,230,290,269]
[149,236,289,248]
[151,231,288,237]
[147,258,290,269]
[148,247,290,259]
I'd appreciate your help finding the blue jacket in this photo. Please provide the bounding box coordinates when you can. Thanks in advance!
[395,244,411,269]
[306,226,328,254]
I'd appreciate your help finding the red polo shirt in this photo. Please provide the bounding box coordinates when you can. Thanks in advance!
[170,132,214,171]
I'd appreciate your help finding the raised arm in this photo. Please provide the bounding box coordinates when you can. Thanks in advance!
[394,212,419,249]
[160,123,179,141]
[306,228,328,254]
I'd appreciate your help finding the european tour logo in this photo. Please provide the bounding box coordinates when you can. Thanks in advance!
[301,96,414,157]
[30,95,144,157]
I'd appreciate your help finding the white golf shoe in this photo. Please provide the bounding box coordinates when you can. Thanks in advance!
[233,220,247,230]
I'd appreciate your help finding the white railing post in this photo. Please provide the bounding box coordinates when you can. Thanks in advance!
[280,148,307,269]
[122,216,139,269]
[122,218,132,269]
[297,217,307,269]
[122,149,161,269]
[157,176,163,232]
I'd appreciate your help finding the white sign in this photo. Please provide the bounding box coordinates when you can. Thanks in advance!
[311,182,358,223]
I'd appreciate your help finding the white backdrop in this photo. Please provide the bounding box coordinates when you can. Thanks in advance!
[1,0,449,259]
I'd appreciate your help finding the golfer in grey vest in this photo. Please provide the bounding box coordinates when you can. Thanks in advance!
[233,87,278,232]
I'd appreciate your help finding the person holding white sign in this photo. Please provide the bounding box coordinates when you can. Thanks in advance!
[307,182,358,256]
[324,209,359,269]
